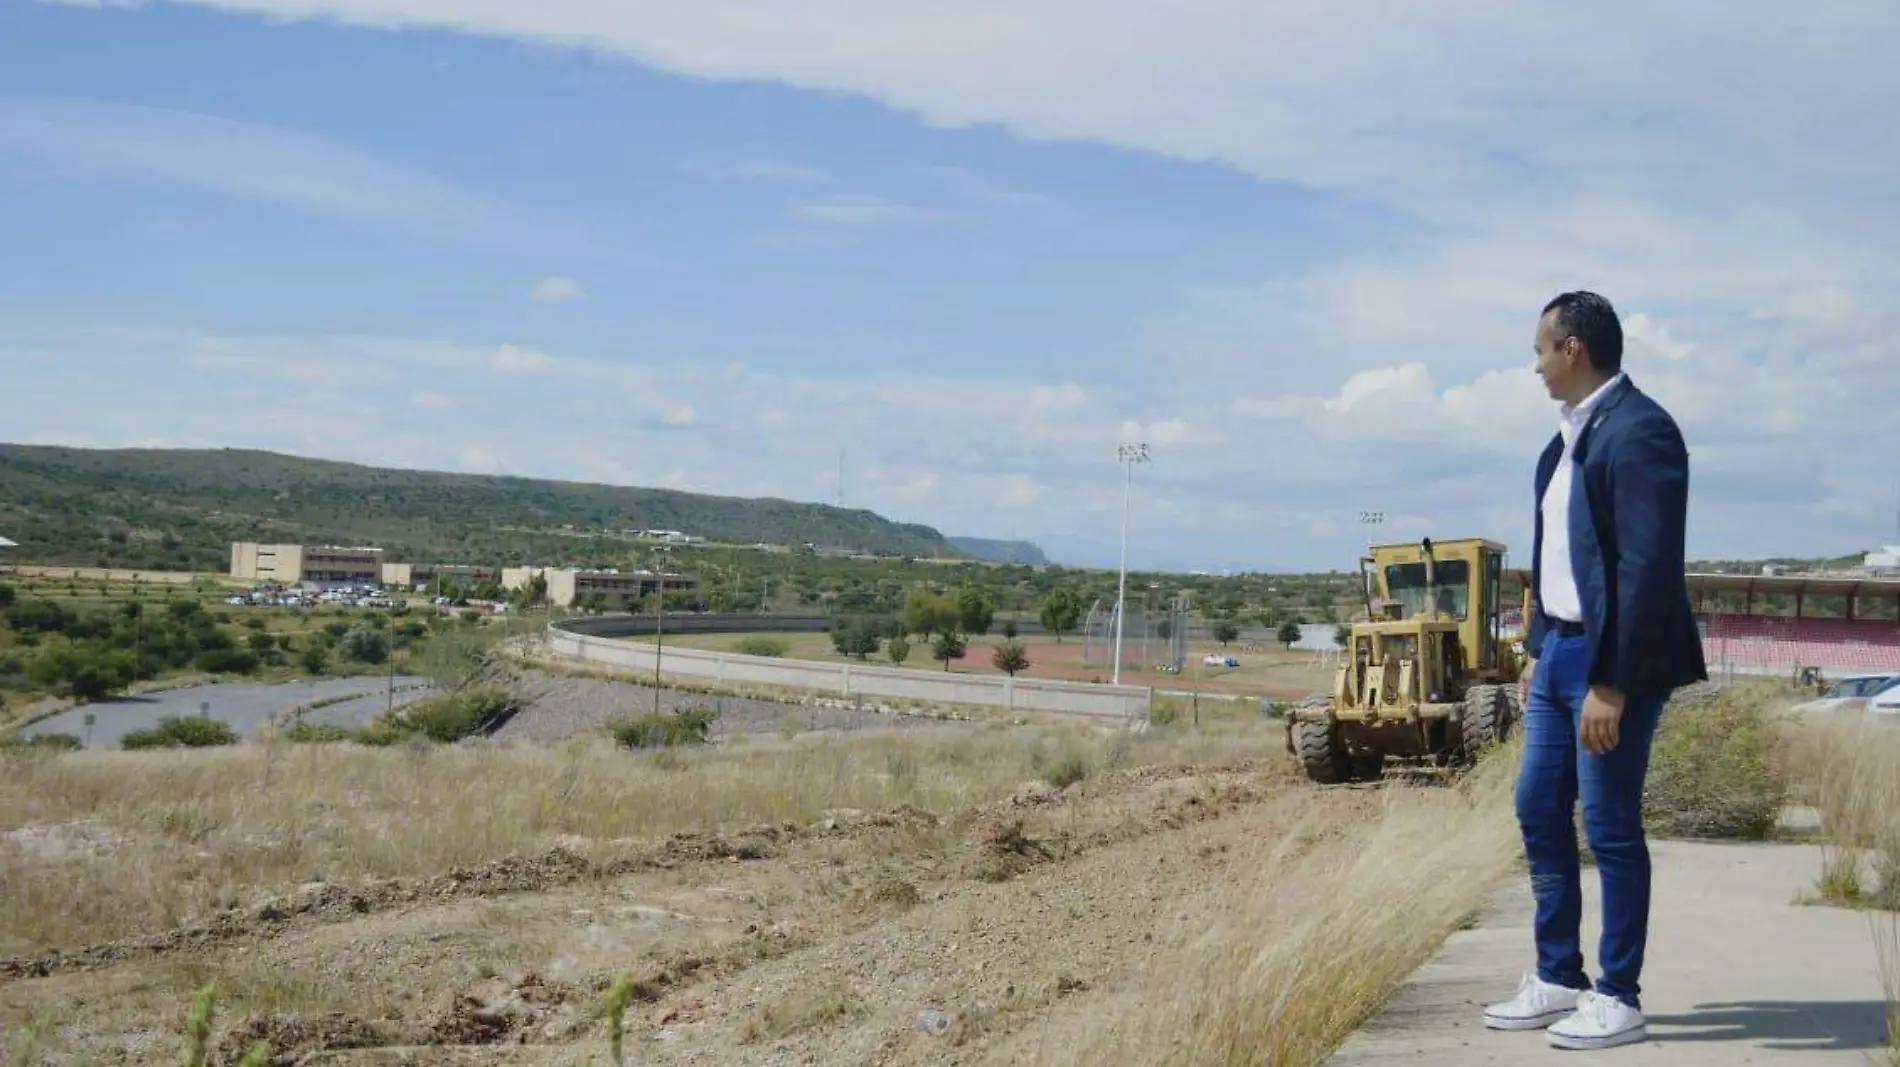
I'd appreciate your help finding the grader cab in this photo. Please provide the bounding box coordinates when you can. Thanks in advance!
[1284,537,1529,784]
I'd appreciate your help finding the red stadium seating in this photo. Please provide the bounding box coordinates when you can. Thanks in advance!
[1699,613,1900,675]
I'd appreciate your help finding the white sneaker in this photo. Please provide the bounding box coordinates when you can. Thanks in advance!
[1482,972,1587,1030]
[1547,991,1647,1050]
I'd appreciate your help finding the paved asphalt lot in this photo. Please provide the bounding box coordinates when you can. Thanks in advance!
[21,676,431,747]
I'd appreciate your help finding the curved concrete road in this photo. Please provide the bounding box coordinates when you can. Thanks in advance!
[20,676,430,748]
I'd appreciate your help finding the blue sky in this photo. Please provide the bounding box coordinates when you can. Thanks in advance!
[2,1,1897,572]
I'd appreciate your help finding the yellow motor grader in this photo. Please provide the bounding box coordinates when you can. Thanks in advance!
[1284,537,1531,784]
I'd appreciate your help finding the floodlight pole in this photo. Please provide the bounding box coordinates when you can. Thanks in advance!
[1111,442,1151,686]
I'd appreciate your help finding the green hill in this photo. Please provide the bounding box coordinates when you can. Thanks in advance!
[0,444,958,571]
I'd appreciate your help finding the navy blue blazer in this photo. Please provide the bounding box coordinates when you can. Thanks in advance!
[1528,376,1708,701]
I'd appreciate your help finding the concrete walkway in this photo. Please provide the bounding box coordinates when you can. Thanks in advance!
[1325,840,1894,1064]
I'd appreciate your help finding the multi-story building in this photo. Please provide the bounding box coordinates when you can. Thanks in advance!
[502,566,699,609]
[230,542,383,589]
[382,562,502,590]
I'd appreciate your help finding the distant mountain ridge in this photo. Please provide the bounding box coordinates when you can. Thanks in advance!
[0,444,960,570]
[945,536,1049,566]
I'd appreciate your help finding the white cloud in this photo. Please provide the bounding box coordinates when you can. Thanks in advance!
[0,94,492,234]
[997,474,1044,508]
[794,194,931,226]
[1119,417,1215,448]
[530,276,584,302]
[1623,314,1693,362]
[1028,383,1086,413]
[489,343,553,373]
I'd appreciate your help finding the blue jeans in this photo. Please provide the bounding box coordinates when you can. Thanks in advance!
[1515,630,1664,1010]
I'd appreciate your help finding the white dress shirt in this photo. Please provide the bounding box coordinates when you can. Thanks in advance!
[1539,372,1626,624]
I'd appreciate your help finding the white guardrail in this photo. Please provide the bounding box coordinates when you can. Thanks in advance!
[547,628,1153,719]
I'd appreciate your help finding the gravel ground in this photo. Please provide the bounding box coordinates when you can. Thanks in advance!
[492,669,968,743]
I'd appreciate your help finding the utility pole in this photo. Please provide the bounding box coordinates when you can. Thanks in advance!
[1111,442,1151,686]
[652,546,669,716]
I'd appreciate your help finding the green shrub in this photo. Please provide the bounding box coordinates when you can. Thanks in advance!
[339,625,389,665]
[362,687,520,744]
[121,716,239,750]
[0,732,82,753]
[734,635,791,658]
[284,722,353,743]
[1644,685,1787,840]
[1045,754,1089,789]
[299,645,330,675]
[194,648,260,675]
[610,706,718,749]
[353,722,409,746]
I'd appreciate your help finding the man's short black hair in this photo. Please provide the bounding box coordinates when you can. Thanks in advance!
[1541,290,1623,374]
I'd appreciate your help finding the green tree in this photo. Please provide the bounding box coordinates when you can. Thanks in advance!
[931,631,967,671]
[829,618,882,659]
[955,585,994,636]
[1276,620,1302,648]
[887,635,911,665]
[1039,588,1082,643]
[992,639,1030,677]
[902,587,957,639]
[1213,620,1240,646]
[1334,623,1351,648]
[1001,619,1019,640]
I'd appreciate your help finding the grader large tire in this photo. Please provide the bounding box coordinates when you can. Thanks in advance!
[1294,719,1349,785]
[1460,684,1515,763]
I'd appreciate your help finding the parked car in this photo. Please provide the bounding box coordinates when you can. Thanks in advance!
[1869,681,1900,716]
[1792,672,1900,715]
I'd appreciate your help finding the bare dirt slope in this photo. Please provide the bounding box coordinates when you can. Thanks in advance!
[0,727,1405,1067]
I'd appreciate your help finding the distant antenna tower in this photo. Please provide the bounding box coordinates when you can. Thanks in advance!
[837,446,845,508]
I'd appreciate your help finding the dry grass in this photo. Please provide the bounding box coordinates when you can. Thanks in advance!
[1644,681,1793,840]
[1042,735,1525,1067]
[740,975,864,1043]
[0,718,1278,953]
[1781,709,1900,1061]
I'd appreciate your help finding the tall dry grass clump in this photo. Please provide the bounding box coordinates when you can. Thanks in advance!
[1782,709,1900,1059]
[1785,711,1900,907]
[1046,737,1525,1067]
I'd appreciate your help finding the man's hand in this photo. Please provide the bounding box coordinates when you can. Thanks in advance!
[1580,686,1626,754]
[1519,657,1536,706]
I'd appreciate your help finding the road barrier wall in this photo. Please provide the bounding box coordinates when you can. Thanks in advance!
[546,621,1152,719]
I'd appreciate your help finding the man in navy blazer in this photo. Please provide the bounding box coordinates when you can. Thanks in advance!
[1481,291,1707,1051]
